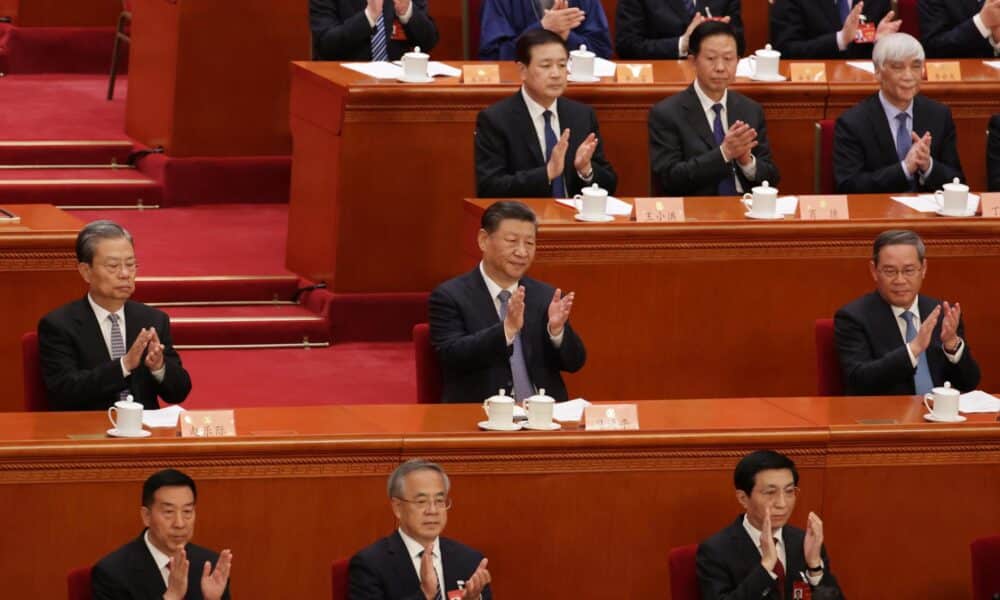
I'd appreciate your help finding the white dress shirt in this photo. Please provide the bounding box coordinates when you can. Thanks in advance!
[479,261,563,347]
[877,91,934,184]
[87,294,165,382]
[890,296,964,368]
[398,529,446,598]
[143,530,172,589]
[691,79,757,192]
[742,514,823,586]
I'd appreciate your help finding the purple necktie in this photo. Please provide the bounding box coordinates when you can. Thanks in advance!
[497,290,534,402]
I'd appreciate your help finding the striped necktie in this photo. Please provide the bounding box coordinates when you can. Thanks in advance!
[108,313,130,401]
[371,13,389,61]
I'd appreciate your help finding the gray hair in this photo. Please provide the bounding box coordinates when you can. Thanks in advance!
[387,459,451,498]
[872,33,925,69]
[872,229,925,264]
[76,220,133,264]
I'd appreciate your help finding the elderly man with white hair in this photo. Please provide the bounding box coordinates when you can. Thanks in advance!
[833,32,964,193]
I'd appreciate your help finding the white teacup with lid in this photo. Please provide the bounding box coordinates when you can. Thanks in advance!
[934,177,970,215]
[750,43,781,79]
[741,180,779,218]
[574,183,609,217]
[923,381,963,422]
[523,388,558,430]
[401,46,430,81]
[107,394,148,437]
[569,44,596,81]
[481,388,519,430]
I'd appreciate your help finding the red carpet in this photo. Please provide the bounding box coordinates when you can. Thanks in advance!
[0,74,128,140]
[178,343,417,408]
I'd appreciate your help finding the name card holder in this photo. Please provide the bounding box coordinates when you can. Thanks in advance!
[926,62,961,82]
[462,65,500,84]
[584,404,639,431]
[634,197,685,222]
[789,63,826,82]
[180,410,237,437]
[799,195,849,220]
[981,193,1000,217]
[615,64,654,83]
[0,208,20,224]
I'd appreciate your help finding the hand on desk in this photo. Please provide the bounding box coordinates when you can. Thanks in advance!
[542,0,586,40]
[547,288,575,337]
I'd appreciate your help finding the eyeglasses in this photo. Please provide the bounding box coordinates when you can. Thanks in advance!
[759,486,799,501]
[395,496,452,511]
[877,266,921,279]
[98,261,138,274]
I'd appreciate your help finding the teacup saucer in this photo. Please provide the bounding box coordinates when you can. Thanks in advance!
[107,428,152,438]
[568,74,600,83]
[935,208,975,217]
[521,421,562,431]
[751,73,787,82]
[744,210,784,220]
[477,420,523,431]
[574,213,614,222]
[923,413,967,423]
[395,75,434,83]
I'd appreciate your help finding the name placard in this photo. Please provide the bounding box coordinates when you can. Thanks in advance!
[180,410,237,437]
[462,65,500,84]
[789,63,826,82]
[980,193,1000,218]
[634,197,685,222]
[615,64,654,83]
[585,404,639,431]
[926,61,962,82]
[799,195,849,220]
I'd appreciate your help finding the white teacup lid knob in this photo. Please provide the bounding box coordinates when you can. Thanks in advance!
[498,388,506,396]
[414,47,421,54]
[590,183,599,189]
[539,388,546,395]
[765,43,772,51]
[126,394,135,403]
[762,180,770,188]
[953,177,960,184]
[579,44,587,52]
[944,381,952,389]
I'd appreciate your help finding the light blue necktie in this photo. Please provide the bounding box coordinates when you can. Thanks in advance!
[497,290,534,402]
[371,13,388,61]
[902,311,935,395]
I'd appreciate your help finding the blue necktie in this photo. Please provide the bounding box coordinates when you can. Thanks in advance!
[108,314,130,402]
[543,110,566,198]
[894,112,911,162]
[838,0,852,25]
[371,13,388,61]
[712,103,737,196]
[683,0,697,19]
[902,311,935,395]
[497,290,534,403]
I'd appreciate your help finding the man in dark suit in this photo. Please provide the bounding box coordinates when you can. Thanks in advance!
[349,459,492,599]
[38,221,191,411]
[429,201,585,404]
[92,469,232,600]
[920,0,1000,58]
[835,230,980,396]
[479,0,612,60]
[771,0,898,59]
[475,28,616,199]
[834,33,964,194]
[697,450,843,600]
[649,20,779,197]
[615,0,745,59]
[310,0,438,61]
[989,114,1000,192]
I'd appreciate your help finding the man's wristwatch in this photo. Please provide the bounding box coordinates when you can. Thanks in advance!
[806,564,824,573]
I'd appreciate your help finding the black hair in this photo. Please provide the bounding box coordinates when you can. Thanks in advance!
[872,229,925,265]
[480,201,538,233]
[76,220,133,264]
[142,469,197,507]
[515,28,568,65]
[689,20,739,56]
[733,450,798,495]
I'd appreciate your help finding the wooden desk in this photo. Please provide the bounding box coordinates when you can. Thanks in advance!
[1,398,997,598]
[464,197,1000,400]
[0,205,82,412]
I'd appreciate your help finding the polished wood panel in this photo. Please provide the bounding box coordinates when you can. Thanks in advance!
[0,0,119,26]
[125,0,311,157]
[465,197,1000,400]
[1,398,997,598]
[0,205,83,412]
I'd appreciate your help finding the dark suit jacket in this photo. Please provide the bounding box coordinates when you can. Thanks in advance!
[648,84,780,196]
[989,114,1000,192]
[834,291,981,396]
[478,0,612,60]
[615,0,744,59]
[92,532,229,600]
[428,267,586,404]
[920,0,999,58]
[771,0,891,59]
[349,531,492,600]
[310,0,439,61]
[38,297,191,411]
[697,516,843,600]
[833,93,964,194]
[474,91,617,198]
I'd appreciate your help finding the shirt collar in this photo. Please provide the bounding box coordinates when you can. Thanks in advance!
[398,527,441,561]
[479,261,518,301]
[742,513,783,549]
[878,90,913,124]
[889,295,921,320]
[143,530,171,572]
[693,79,728,115]
[521,86,558,122]
[87,294,124,324]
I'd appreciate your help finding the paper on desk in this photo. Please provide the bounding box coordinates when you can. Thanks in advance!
[143,404,186,428]
[594,57,617,77]
[341,61,403,79]
[846,61,875,74]
[983,60,1000,70]
[557,196,633,216]
[427,62,462,77]
[554,398,592,422]
[891,194,980,213]
[960,390,1000,413]
[776,196,799,215]
[736,57,754,78]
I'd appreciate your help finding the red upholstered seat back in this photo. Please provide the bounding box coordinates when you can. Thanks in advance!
[413,323,442,404]
[67,565,92,600]
[896,0,920,38]
[22,331,46,412]
[815,318,843,396]
[814,119,836,194]
[971,535,1000,600]
[668,544,700,600]
[331,558,349,600]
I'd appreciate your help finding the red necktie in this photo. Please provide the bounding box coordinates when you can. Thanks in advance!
[772,538,786,599]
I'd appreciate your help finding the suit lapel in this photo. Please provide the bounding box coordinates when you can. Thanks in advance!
[128,534,167,597]
[781,527,806,596]
[387,531,423,592]
[821,0,842,29]
[123,301,141,349]
[864,95,899,167]
[911,95,934,141]
[72,297,112,364]
[512,93,545,167]
[727,517,766,579]
[682,86,717,151]
[440,537,461,595]
[464,268,502,326]
[869,292,906,352]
